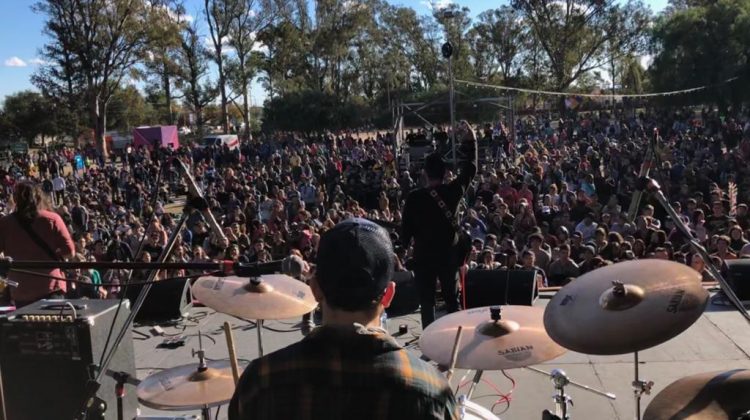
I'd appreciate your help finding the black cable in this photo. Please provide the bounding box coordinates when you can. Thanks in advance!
[10,269,220,286]
[214,405,221,420]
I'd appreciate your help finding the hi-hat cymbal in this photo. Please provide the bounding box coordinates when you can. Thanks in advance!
[193,274,317,320]
[137,360,246,410]
[644,369,750,420]
[419,306,566,370]
[544,260,708,355]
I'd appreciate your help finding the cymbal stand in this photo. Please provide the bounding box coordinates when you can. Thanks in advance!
[256,319,264,357]
[632,352,653,420]
[526,366,617,420]
[466,370,484,400]
[192,333,212,420]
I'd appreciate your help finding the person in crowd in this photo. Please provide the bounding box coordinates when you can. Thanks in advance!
[0,181,75,307]
[228,218,457,420]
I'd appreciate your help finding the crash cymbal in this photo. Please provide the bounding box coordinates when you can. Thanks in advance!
[644,369,750,420]
[419,306,566,370]
[137,360,246,410]
[544,259,707,355]
[193,274,317,320]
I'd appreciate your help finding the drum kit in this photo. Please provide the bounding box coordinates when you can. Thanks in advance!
[135,274,317,419]
[132,260,749,420]
[419,259,748,420]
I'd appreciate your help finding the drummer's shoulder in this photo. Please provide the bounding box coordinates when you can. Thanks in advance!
[381,348,454,397]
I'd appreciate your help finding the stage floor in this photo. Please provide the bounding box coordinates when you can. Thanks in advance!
[132,294,750,419]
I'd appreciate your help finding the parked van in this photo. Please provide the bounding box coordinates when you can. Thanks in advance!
[198,134,239,151]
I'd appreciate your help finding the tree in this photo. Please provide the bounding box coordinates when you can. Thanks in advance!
[205,0,244,134]
[176,21,217,135]
[107,85,158,131]
[142,0,186,124]
[467,7,527,83]
[227,0,285,139]
[511,0,651,98]
[34,0,154,158]
[650,0,750,109]
[2,91,60,145]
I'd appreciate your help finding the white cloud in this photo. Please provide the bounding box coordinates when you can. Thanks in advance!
[640,54,654,69]
[252,42,269,55]
[4,57,27,67]
[28,58,48,66]
[421,0,452,11]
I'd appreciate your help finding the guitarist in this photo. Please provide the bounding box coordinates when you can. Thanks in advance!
[402,121,478,328]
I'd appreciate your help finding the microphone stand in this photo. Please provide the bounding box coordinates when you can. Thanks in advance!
[641,177,750,323]
[76,211,189,420]
[627,129,659,222]
[172,158,227,244]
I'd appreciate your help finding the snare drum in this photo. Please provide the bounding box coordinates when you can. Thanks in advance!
[461,400,500,420]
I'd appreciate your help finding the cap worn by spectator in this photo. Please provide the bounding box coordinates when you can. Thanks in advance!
[315,218,394,310]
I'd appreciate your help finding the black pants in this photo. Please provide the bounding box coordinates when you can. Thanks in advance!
[414,260,460,328]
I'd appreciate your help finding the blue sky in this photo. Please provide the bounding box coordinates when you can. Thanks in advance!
[0,0,668,105]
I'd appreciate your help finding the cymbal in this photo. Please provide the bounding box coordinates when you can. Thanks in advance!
[419,306,566,370]
[644,369,750,420]
[137,360,246,410]
[544,260,707,355]
[193,274,317,320]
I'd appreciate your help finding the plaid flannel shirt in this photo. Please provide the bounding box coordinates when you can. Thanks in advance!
[228,323,458,420]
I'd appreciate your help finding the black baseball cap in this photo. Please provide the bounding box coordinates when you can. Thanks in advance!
[316,218,394,311]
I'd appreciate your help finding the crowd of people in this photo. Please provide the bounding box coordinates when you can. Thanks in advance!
[1,107,749,313]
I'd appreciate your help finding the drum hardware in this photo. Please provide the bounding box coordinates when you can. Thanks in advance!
[137,337,243,420]
[420,305,566,370]
[632,352,653,420]
[525,367,616,420]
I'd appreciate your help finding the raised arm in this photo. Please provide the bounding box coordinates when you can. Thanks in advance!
[453,120,478,191]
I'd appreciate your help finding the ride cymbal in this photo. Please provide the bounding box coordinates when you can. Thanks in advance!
[644,369,750,420]
[137,360,245,410]
[420,306,566,370]
[193,274,317,320]
[544,260,708,355]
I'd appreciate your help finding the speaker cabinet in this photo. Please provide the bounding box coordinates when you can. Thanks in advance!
[0,299,137,420]
[388,271,419,316]
[125,278,192,322]
[723,259,750,302]
[463,269,538,308]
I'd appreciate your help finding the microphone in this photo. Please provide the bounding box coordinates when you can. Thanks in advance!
[172,158,227,244]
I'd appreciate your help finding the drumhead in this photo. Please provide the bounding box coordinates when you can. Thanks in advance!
[461,400,500,420]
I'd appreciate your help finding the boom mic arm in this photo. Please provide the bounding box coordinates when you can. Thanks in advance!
[172,158,227,244]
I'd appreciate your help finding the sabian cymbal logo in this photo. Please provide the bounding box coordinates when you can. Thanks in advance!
[498,345,534,361]
[667,289,685,313]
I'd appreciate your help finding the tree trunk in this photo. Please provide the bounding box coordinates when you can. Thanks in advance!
[94,98,108,161]
[163,69,173,125]
[217,54,229,134]
[242,83,251,141]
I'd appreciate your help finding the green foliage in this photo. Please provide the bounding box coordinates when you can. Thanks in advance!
[1,91,60,145]
[650,0,750,108]
[262,90,370,132]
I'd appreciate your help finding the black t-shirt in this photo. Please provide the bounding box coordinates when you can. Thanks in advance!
[402,150,477,262]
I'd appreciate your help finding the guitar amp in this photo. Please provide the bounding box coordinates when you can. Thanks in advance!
[0,299,137,420]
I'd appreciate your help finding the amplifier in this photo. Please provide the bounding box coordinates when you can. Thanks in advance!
[0,299,137,420]
[464,269,538,308]
[724,259,750,302]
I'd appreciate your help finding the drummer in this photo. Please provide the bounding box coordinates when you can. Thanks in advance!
[228,218,458,419]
